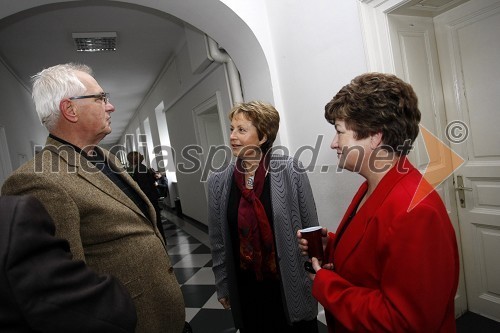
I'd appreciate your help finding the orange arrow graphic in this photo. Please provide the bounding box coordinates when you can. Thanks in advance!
[408,125,465,211]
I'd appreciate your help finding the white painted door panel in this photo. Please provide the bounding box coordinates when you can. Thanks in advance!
[388,13,468,317]
[434,0,500,321]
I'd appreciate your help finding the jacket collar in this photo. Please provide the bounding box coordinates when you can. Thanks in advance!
[333,157,416,270]
[43,137,153,221]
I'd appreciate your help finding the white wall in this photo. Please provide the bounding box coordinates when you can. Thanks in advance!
[124,0,368,229]
[0,60,48,173]
[222,0,368,228]
[2,0,370,231]
[119,38,231,224]
[166,65,231,224]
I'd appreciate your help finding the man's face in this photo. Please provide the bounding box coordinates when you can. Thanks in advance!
[72,71,115,144]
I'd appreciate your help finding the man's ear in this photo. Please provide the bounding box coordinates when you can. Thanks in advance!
[370,132,383,149]
[60,99,78,123]
[259,135,267,146]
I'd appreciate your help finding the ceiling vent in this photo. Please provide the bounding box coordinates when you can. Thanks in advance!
[72,32,117,52]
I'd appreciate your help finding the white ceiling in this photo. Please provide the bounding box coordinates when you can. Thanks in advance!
[0,0,471,147]
[0,2,186,145]
[391,0,469,16]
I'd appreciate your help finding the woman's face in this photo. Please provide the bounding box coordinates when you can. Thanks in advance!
[331,119,371,173]
[229,113,266,158]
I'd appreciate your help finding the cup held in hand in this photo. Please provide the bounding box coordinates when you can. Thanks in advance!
[300,226,324,261]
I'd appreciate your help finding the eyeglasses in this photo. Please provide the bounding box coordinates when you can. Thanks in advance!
[69,92,110,104]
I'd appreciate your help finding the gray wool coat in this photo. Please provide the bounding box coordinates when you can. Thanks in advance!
[208,154,319,326]
[1,136,185,333]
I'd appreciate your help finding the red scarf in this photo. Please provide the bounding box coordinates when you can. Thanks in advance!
[234,156,278,280]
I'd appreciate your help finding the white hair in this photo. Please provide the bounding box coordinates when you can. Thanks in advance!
[31,63,93,131]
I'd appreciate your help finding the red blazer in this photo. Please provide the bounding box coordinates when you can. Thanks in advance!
[313,158,459,333]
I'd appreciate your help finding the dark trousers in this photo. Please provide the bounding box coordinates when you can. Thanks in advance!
[237,270,318,333]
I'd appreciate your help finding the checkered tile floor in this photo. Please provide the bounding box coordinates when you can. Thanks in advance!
[160,207,328,333]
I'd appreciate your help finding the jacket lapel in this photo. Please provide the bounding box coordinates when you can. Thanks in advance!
[221,163,234,215]
[332,183,368,270]
[43,138,150,220]
[333,157,414,270]
[100,147,156,221]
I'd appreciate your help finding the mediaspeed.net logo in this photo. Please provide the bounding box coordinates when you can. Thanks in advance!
[409,122,467,211]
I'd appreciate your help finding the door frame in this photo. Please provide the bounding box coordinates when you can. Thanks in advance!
[192,91,228,198]
[357,0,469,317]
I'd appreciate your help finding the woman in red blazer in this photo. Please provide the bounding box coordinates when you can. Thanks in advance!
[299,73,459,332]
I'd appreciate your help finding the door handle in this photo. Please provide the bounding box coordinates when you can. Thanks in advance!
[455,186,472,191]
[455,175,472,208]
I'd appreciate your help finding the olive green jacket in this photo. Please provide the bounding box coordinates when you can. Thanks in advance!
[2,137,185,333]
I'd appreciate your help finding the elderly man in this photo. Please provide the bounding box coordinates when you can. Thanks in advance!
[1,63,185,333]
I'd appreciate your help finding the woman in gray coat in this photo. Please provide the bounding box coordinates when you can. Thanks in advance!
[208,101,319,332]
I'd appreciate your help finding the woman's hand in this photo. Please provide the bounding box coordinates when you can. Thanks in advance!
[305,257,335,280]
[297,227,329,257]
[298,227,334,280]
[218,297,231,309]
[297,230,309,257]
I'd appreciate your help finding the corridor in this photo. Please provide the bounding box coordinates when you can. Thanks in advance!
[160,207,329,333]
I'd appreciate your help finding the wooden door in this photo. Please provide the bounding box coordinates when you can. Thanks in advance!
[388,12,468,317]
[434,0,500,321]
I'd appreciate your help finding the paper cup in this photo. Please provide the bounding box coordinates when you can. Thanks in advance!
[300,226,324,261]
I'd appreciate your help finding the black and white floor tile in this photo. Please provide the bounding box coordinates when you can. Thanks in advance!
[160,208,329,333]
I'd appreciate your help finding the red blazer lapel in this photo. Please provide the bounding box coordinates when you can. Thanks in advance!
[332,183,367,270]
[332,157,416,271]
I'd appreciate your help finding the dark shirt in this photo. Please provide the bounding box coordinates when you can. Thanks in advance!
[48,134,150,219]
[131,164,159,208]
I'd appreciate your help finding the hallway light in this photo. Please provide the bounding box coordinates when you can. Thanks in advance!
[72,32,117,52]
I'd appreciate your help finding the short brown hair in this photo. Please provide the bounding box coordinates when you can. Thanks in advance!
[325,73,421,155]
[229,101,280,153]
[127,151,143,164]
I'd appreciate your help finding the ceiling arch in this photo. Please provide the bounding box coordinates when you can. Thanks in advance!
[0,0,274,107]
[0,0,274,143]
